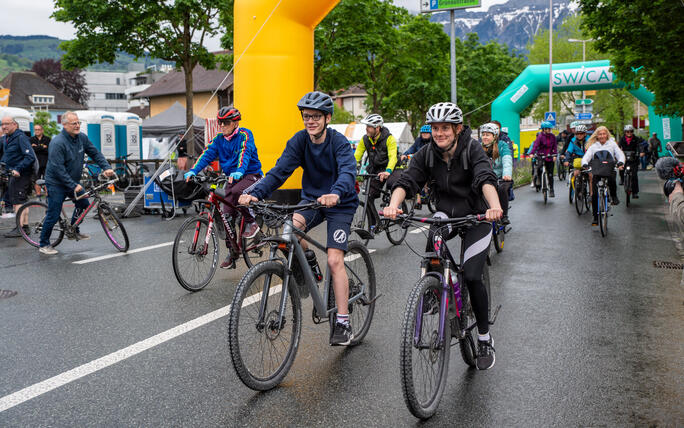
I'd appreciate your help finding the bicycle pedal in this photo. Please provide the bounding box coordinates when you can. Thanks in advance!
[489,304,502,325]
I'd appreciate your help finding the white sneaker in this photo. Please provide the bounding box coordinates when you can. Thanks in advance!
[39,245,58,255]
[529,182,535,188]
[1,212,16,219]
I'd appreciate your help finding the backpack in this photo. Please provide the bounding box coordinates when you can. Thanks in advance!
[589,150,616,177]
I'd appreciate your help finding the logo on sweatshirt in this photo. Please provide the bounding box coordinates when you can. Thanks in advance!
[333,229,347,244]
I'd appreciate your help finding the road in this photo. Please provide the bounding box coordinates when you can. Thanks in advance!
[0,171,682,426]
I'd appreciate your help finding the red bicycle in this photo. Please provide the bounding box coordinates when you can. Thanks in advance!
[171,174,279,291]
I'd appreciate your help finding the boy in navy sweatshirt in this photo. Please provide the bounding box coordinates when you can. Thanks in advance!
[239,91,359,346]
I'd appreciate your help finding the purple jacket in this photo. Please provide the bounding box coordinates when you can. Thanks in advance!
[530,132,557,157]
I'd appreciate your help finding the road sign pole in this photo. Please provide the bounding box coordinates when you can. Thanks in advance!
[548,0,553,115]
[450,9,456,104]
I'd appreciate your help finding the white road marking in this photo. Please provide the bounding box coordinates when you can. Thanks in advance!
[72,241,174,264]
[344,248,376,261]
[0,281,283,413]
[410,227,428,234]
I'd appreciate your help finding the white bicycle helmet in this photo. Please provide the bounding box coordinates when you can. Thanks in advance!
[480,122,500,137]
[624,124,634,132]
[574,124,587,133]
[425,102,463,124]
[360,113,383,127]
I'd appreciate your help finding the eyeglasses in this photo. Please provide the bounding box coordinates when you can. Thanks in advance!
[302,113,323,122]
[65,121,80,126]
[218,120,232,125]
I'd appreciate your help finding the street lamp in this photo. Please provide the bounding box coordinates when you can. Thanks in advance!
[568,38,595,108]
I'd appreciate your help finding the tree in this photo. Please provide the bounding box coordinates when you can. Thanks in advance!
[53,0,231,153]
[32,111,59,138]
[580,0,684,116]
[593,88,634,138]
[331,105,355,124]
[31,59,89,107]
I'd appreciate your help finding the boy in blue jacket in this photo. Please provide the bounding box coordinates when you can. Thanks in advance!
[185,107,263,269]
[239,91,359,346]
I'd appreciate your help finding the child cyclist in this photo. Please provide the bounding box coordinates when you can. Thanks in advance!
[239,91,359,346]
[480,122,512,225]
[383,102,502,370]
[184,107,263,269]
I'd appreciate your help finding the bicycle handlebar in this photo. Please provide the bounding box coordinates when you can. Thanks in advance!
[249,200,322,212]
[380,212,487,225]
[75,176,120,200]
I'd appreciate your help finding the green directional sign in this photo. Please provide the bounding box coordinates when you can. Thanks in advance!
[421,0,481,12]
[575,99,594,106]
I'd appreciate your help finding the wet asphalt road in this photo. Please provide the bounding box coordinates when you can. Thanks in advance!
[0,171,682,426]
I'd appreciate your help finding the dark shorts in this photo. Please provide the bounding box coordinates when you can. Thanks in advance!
[8,173,32,205]
[296,201,355,251]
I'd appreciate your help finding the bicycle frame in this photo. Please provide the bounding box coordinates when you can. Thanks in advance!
[256,216,370,328]
[196,189,245,251]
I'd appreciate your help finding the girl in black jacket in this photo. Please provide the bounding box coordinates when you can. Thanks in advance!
[384,102,502,370]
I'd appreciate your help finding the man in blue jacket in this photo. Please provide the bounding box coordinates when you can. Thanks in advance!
[184,107,263,269]
[38,111,114,255]
[239,91,359,346]
[0,116,36,237]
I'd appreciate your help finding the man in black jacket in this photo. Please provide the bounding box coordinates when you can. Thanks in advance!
[30,124,50,196]
[618,124,645,198]
[0,116,36,237]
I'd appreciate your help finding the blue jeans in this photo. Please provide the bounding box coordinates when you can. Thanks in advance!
[39,185,90,247]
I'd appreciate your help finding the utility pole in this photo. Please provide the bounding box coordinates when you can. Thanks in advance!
[548,0,553,114]
[568,38,595,112]
[450,9,456,104]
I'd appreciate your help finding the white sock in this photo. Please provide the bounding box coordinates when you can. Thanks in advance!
[478,332,490,342]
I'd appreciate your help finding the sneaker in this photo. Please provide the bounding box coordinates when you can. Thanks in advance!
[67,232,91,241]
[611,196,620,206]
[633,194,639,199]
[549,189,555,197]
[4,227,23,238]
[220,255,237,269]
[330,322,354,346]
[39,245,58,255]
[1,212,16,219]
[591,217,599,226]
[476,337,495,370]
[242,221,260,239]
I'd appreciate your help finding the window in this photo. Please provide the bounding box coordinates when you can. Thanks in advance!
[31,95,54,105]
[116,78,121,85]
[105,93,127,100]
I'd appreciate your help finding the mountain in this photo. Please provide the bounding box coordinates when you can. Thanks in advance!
[0,35,173,76]
[428,0,579,53]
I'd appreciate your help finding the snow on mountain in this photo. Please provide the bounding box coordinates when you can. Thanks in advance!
[428,0,579,53]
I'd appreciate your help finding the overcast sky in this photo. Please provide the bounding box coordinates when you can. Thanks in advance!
[1,0,508,51]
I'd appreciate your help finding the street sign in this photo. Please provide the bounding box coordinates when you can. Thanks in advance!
[575,112,593,120]
[421,0,481,13]
[574,104,593,112]
[574,99,594,106]
[544,111,556,126]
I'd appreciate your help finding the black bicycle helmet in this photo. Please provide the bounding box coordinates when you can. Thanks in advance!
[297,91,334,115]
[217,107,241,121]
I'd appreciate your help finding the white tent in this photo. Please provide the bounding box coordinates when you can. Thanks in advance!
[329,122,415,152]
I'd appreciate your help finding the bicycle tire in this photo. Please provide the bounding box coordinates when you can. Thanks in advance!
[625,173,631,207]
[228,260,302,391]
[341,241,376,345]
[16,201,65,248]
[113,167,130,191]
[574,182,585,215]
[351,200,372,246]
[98,203,129,252]
[558,162,566,181]
[492,222,504,253]
[426,190,437,213]
[399,275,450,420]
[458,264,491,367]
[386,201,409,245]
[542,171,548,204]
[241,215,281,268]
[598,188,607,237]
[172,216,219,291]
[568,176,574,204]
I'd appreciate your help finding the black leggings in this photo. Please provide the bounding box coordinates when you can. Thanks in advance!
[426,220,492,334]
[497,181,512,216]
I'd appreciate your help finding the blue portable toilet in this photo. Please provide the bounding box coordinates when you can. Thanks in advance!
[74,110,104,150]
[113,112,142,160]
[100,114,117,160]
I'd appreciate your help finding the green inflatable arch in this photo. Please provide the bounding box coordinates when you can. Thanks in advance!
[491,60,682,154]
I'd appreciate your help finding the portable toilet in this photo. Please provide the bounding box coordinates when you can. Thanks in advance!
[100,113,117,160]
[113,112,142,160]
[0,106,33,135]
[73,110,104,150]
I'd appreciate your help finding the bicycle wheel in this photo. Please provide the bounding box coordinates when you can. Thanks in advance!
[172,216,219,291]
[228,260,302,391]
[113,167,130,191]
[386,201,409,245]
[399,275,450,420]
[558,162,566,181]
[568,176,574,204]
[241,215,281,268]
[351,200,372,246]
[574,181,586,215]
[426,189,437,213]
[16,201,65,248]
[345,241,376,345]
[492,222,504,253]
[598,189,607,237]
[458,265,491,367]
[542,171,548,204]
[98,204,129,252]
[624,173,631,207]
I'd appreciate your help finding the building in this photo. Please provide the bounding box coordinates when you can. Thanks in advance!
[135,65,233,119]
[82,68,169,114]
[333,85,368,120]
[0,71,84,124]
